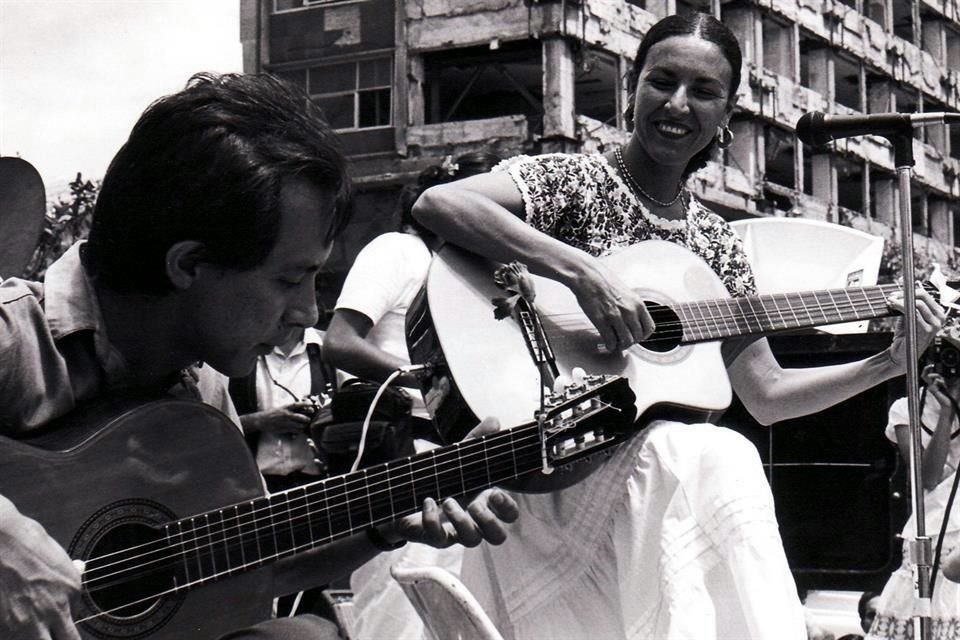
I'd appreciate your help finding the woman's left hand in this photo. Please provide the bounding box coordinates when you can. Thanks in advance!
[887,287,946,371]
[373,418,520,549]
[381,488,519,549]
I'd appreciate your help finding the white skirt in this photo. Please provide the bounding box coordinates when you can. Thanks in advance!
[460,420,808,640]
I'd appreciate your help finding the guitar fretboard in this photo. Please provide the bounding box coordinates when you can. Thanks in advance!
[671,283,903,343]
[162,424,539,586]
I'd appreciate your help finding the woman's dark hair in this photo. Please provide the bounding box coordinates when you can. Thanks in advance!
[626,12,743,178]
[83,72,351,294]
[398,151,503,233]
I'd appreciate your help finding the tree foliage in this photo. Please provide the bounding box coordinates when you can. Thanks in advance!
[22,174,98,281]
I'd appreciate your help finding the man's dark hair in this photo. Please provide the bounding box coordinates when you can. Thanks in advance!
[857,590,880,621]
[626,12,743,178]
[83,72,351,294]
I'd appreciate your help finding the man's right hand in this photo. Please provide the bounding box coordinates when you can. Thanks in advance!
[0,495,82,639]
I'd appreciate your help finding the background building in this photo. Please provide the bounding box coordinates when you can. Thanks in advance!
[241,0,960,306]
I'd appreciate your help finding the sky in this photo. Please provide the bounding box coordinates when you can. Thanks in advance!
[0,0,243,195]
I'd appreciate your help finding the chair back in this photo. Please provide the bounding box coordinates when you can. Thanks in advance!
[390,564,505,640]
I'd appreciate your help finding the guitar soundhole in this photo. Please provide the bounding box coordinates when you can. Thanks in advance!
[642,301,682,353]
[86,522,171,617]
[71,499,184,637]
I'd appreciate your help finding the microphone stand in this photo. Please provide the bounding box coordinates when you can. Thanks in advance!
[889,126,932,640]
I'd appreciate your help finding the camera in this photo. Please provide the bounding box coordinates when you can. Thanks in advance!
[931,335,960,378]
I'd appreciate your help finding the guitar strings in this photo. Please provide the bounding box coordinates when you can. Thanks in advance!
[75,441,549,622]
[79,426,541,578]
[72,282,917,616]
[74,421,562,614]
[81,287,903,592]
[75,428,551,622]
[79,388,619,581]
[78,389,628,617]
[535,286,900,342]
[78,284,903,591]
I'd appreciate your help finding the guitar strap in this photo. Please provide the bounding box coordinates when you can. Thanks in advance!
[307,342,336,396]
[227,374,259,416]
[228,343,334,416]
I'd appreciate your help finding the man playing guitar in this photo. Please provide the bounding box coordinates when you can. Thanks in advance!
[0,72,518,640]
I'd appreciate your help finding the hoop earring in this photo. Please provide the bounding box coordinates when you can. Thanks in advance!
[716,125,734,149]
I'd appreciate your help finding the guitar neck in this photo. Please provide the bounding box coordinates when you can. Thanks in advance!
[159,424,540,579]
[667,283,902,344]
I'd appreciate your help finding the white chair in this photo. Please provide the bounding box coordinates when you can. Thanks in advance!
[729,217,885,334]
[390,565,505,640]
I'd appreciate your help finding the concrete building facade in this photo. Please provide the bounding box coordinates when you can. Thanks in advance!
[240,0,960,304]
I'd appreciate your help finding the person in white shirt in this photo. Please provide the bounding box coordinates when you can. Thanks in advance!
[230,326,332,492]
[323,152,503,640]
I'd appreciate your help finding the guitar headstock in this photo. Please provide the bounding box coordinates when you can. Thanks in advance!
[534,374,637,466]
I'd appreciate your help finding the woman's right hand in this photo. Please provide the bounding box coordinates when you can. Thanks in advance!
[573,258,655,353]
[0,496,82,639]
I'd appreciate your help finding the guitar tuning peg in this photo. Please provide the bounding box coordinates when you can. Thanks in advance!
[552,375,571,394]
[571,367,586,384]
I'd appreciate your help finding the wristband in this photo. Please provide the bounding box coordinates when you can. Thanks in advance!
[366,526,407,551]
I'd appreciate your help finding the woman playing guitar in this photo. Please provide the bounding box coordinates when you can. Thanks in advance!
[412,12,944,640]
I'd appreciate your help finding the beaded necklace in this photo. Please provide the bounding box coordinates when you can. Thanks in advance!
[615,146,685,208]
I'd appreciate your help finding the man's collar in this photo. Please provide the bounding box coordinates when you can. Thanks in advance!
[43,241,130,382]
[271,327,324,358]
[43,242,102,340]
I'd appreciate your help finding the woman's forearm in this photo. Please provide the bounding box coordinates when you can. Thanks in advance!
[413,181,593,288]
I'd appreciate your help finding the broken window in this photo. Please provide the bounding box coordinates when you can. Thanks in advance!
[278,56,393,131]
[575,48,619,126]
[422,42,543,125]
[835,155,864,215]
[764,124,796,191]
[314,58,391,130]
[891,83,921,140]
[951,109,960,160]
[274,0,347,10]
[892,0,915,43]
[834,54,861,111]
[762,13,794,79]
[798,31,826,91]
[912,186,927,234]
[952,207,960,247]
[869,167,895,219]
[802,143,815,195]
[676,0,712,16]
[866,0,886,26]
[947,24,960,69]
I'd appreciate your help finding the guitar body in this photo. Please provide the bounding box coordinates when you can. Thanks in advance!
[0,398,272,639]
[407,240,733,442]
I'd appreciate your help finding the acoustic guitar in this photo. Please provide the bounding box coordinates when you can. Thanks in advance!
[406,240,948,442]
[1,377,634,639]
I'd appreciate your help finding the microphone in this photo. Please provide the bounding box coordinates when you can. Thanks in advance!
[796,111,960,146]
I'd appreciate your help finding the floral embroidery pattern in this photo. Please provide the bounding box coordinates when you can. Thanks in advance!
[492,262,536,320]
[499,153,757,299]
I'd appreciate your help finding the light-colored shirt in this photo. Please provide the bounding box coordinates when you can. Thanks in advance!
[253,327,326,476]
[334,232,432,419]
[0,242,238,435]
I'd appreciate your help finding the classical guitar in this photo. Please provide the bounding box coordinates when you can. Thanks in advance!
[1,377,634,639]
[406,240,951,442]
